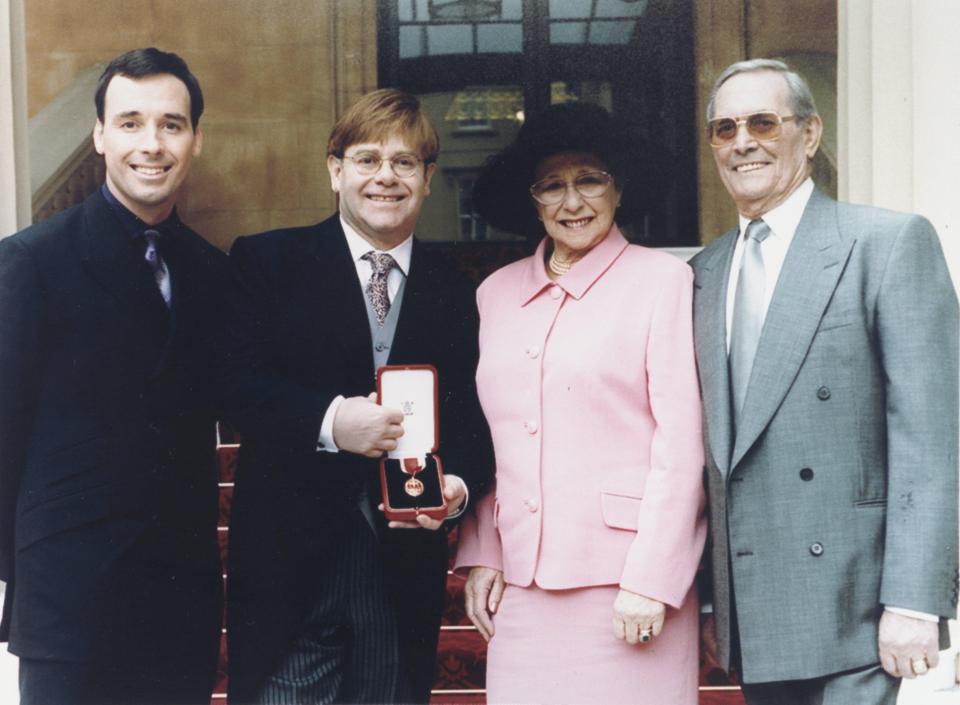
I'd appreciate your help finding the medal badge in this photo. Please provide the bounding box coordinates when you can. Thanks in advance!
[403,457,425,497]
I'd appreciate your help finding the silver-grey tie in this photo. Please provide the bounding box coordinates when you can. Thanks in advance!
[729,219,771,423]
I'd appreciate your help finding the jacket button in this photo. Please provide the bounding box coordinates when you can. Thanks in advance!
[526,345,540,359]
[524,419,539,434]
[800,467,814,481]
[809,542,824,556]
[524,498,539,513]
[816,386,831,400]
[549,286,563,300]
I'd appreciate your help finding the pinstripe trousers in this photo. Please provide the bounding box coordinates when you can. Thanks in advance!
[257,509,401,704]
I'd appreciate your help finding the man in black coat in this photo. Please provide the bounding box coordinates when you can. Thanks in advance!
[219,89,493,704]
[0,48,225,705]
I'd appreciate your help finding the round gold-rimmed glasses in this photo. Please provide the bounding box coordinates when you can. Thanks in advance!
[529,170,614,205]
[340,152,423,177]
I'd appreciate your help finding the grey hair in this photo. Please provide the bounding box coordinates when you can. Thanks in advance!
[706,58,819,124]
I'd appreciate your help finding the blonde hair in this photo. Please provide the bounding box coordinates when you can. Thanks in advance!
[327,89,439,164]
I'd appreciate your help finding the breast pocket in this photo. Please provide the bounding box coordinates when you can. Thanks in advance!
[818,307,861,333]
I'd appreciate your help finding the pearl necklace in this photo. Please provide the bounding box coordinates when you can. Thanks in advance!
[548,250,578,276]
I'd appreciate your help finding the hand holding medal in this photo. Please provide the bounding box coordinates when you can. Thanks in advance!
[376,365,451,524]
[382,473,468,531]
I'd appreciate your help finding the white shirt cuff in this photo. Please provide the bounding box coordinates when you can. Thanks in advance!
[317,395,344,453]
[885,606,939,622]
[444,476,470,521]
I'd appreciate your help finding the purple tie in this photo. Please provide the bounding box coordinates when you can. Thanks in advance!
[142,229,171,307]
[362,252,397,325]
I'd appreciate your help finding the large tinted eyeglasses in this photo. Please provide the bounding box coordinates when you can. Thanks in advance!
[529,171,614,205]
[341,152,423,177]
[707,111,797,147]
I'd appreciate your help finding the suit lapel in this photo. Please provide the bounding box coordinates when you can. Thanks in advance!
[731,190,855,468]
[79,193,170,350]
[389,238,429,365]
[311,217,375,378]
[694,228,738,476]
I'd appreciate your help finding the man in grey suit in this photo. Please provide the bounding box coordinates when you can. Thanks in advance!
[692,58,958,704]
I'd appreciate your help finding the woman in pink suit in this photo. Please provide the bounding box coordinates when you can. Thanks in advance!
[455,102,706,704]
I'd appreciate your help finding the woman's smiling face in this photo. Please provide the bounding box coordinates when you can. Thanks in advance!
[532,151,620,259]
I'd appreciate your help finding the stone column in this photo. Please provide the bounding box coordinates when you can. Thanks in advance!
[0,0,30,237]
[839,2,960,701]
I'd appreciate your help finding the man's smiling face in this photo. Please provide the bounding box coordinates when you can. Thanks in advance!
[710,70,821,218]
[327,133,435,251]
[94,73,202,225]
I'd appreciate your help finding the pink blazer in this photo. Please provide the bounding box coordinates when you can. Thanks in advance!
[455,227,706,608]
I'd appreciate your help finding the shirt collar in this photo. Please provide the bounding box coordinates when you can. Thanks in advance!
[339,215,412,276]
[100,183,181,239]
[520,225,629,305]
[737,177,814,240]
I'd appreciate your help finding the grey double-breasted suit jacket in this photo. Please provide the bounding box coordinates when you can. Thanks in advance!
[691,188,958,684]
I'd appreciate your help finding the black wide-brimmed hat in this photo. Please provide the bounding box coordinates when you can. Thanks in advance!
[472,101,659,240]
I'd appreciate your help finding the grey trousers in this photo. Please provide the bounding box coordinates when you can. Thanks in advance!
[742,663,900,705]
[257,510,401,705]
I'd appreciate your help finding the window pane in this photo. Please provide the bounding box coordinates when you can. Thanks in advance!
[398,0,414,22]
[400,26,423,58]
[477,23,522,53]
[400,27,423,59]
[427,24,474,55]
[548,0,593,20]
[501,0,523,20]
[550,21,587,44]
[595,0,648,18]
[589,19,634,44]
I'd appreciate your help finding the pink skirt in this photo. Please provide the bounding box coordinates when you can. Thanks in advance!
[485,583,699,705]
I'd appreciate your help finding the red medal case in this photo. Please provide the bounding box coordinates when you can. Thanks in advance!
[377,365,448,521]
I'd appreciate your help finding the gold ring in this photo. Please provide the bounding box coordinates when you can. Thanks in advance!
[911,657,929,675]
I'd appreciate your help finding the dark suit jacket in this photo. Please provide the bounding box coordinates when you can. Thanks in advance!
[691,188,959,683]
[218,215,493,703]
[0,191,225,675]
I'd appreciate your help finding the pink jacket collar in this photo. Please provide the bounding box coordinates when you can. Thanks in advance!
[519,225,629,306]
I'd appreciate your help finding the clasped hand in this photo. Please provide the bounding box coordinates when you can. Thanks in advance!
[333,392,404,457]
[613,589,665,645]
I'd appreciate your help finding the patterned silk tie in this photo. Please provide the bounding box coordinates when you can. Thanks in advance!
[142,228,171,307]
[362,251,398,325]
[729,218,771,423]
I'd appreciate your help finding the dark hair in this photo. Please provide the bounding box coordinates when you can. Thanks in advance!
[95,48,204,130]
[327,89,439,164]
[472,102,658,239]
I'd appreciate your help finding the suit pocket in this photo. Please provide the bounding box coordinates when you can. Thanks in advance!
[818,308,860,332]
[16,479,145,551]
[854,497,887,508]
[600,489,643,531]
